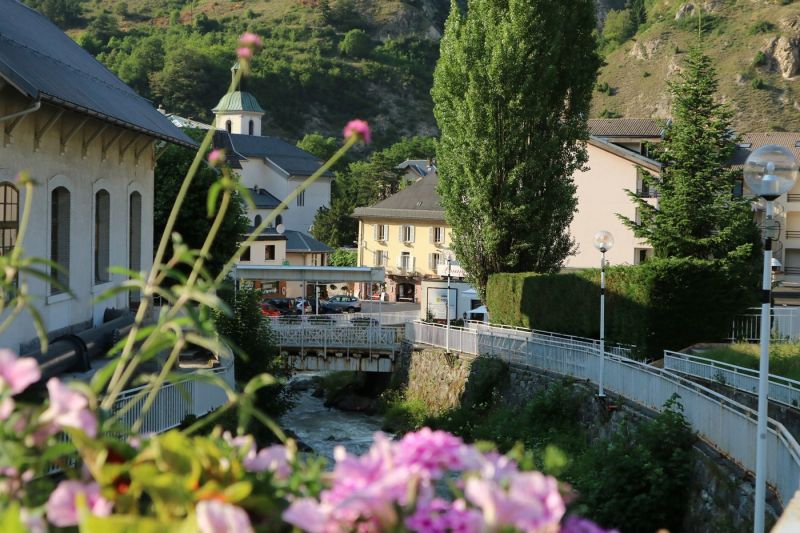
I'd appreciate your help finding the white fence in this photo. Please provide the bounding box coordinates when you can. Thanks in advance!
[731,307,800,342]
[112,355,234,435]
[406,320,800,508]
[271,322,405,354]
[267,310,418,328]
[663,350,800,409]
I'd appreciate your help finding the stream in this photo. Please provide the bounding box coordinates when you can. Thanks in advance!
[279,372,389,462]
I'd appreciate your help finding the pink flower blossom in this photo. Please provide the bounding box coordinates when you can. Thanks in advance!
[243,444,290,479]
[394,427,477,479]
[0,349,40,394]
[46,481,112,527]
[238,32,263,49]
[465,471,565,532]
[237,47,253,59]
[20,508,47,533]
[196,500,254,533]
[560,516,619,533]
[343,119,371,144]
[405,498,482,533]
[40,378,97,437]
[0,396,13,420]
[282,498,333,533]
[208,149,225,166]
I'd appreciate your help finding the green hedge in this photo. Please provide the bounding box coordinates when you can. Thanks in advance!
[486,258,756,357]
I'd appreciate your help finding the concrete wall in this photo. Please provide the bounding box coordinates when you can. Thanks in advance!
[0,89,155,353]
[566,143,655,268]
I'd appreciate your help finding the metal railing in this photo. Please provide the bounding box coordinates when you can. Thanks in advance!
[731,307,800,342]
[788,194,800,202]
[636,187,659,198]
[267,311,418,328]
[406,320,800,508]
[787,231,800,239]
[272,322,405,355]
[112,356,234,435]
[664,351,800,409]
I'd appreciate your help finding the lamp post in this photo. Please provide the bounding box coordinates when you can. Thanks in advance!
[593,230,614,398]
[446,256,452,353]
[744,145,799,533]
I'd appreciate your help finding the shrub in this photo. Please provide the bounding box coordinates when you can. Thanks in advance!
[486,258,757,357]
[752,77,766,89]
[603,9,636,46]
[753,51,767,67]
[749,20,775,35]
[339,28,371,58]
[599,109,622,118]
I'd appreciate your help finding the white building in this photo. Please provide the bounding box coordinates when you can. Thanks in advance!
[0,1,194,353]
[211,69,334,235]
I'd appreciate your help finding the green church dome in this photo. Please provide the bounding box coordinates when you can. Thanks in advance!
[212,91,265,113]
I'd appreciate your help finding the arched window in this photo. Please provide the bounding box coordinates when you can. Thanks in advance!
[129,192,142,305]
[0,182,19,257]
[225,120,232,133]
[275,214,283,226]
[94,190,110,284]
[253,214,262,227]
[248,119,254,135]
[50,186,70,294]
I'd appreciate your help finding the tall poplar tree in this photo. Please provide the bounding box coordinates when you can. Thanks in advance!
[432,0,601,297]
[620,47,760,264]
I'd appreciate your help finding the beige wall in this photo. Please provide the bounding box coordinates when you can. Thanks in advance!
[0,89,155,352]
[357,218,452,277]
[566,143,656,268]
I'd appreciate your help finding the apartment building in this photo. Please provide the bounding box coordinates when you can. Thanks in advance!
[352,174,460,302]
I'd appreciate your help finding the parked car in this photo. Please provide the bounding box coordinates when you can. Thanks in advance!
[266,298,298,316]
[322,295,361,313]
[306,314,335,325]
[260,302,282,317]
[295,297,313,314]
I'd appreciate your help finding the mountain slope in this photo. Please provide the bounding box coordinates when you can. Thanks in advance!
[593,0,800,131]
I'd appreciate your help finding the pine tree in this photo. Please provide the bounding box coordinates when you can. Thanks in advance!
[620,47,760,265]
[432,0,600,296]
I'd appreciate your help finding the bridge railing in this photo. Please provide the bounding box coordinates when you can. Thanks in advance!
[112,355,234,435]
[407,320,800,508]
[664,350,800,409]
[267,310,418,328]
[273,322,404,353]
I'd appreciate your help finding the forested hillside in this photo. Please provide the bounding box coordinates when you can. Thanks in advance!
[26,0,449,147]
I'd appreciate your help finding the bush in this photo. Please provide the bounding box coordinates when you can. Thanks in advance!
[486,257,757,357]
[749,20,775,35]
[603,9,636,46]
[752,77,766,89]
[339,28,371,58]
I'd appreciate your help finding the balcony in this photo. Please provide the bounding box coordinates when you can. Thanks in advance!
[789,194,800,202]
[784,266,800,275]
[635,188,659,198]
[787,231,800,239]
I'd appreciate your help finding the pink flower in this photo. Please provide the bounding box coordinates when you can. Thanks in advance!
[46,481,112,527]
[465,471,565,532]
[282,498,333,533]
[196,500,254,533]
[40,378,97,437]
[394,427,477,479]
[238,32,263,49]
[343,119,371,145]
[208,149,225,166]
[20,508,47,533]
[405,498,482,533]
[243,444,290,479]
[237,47,253,59]
[561,516,619,533]
[0,349,40,394]
[0,396,13,420]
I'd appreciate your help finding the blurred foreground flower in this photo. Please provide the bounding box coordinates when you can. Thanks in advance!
[40,378,97,437]
[46,481,112,527]
[343,119,371,145]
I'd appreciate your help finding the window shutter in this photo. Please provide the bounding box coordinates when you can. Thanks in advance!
[383,251,388,266]
[410,226,415,243]
[429,227,433,243]
[399,225,404,242]
[384,225,389,241]
[411,256,416,271]
[396,253,403,268]
[372,224,377,240]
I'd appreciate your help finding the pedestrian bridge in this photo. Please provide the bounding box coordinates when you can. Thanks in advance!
[270,315,409,372]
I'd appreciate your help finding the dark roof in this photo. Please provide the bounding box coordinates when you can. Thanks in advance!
[730,132,800,169]
[588,118,666,139]
[246,226,333,253]
[213,131,333,177]
[249,188,282,209]
[0,1,194,147]
[587,136,662,172]
[352,174,445,221]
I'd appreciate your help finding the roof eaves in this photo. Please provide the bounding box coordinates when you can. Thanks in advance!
[587,137,661,172]
[352,207,446,221]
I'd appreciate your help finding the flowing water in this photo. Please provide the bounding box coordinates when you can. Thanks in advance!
[279,372,389,463]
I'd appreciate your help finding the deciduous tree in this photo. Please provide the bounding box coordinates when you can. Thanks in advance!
[432,0,600,296]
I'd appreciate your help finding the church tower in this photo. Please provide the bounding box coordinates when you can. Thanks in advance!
[212,63,265,135]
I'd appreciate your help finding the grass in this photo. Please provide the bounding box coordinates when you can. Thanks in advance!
[695,343,800,381]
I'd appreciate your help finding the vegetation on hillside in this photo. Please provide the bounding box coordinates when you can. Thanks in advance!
[592,0,800,131]
[33,0,447,143]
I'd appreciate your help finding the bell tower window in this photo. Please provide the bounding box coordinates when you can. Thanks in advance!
[248,119,254,135]
[225,120,232,133]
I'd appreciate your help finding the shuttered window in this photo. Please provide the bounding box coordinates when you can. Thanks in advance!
[50,187,70,294]
[129,192,142,305]
[95,190,110,284]
[0,183,19,257]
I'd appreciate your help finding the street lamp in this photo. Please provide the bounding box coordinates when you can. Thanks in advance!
[744,144,799,533]
[446,255,452,353]
[593,230,614,398]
